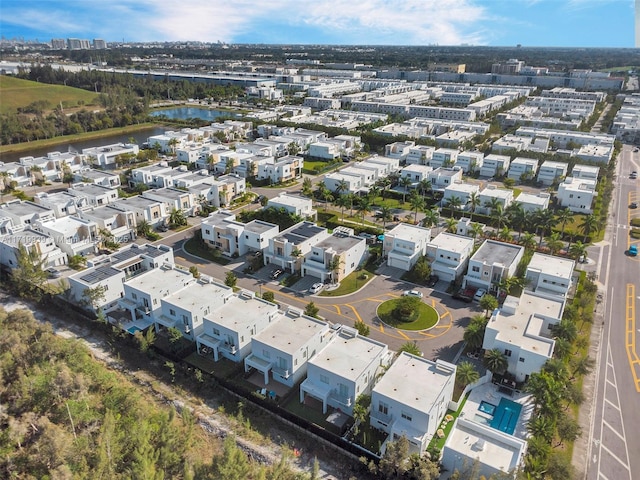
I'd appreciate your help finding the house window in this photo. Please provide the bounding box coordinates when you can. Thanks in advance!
[378,401,389,415]
[472,266,480,273]
[169,309,176,316]
[401,411,412,422]
[263,349,271,359]
[519,357,525,363]
[213,328,220,336]
[182,314,188,324]
[505,349,512,357]
[132,293,137,300]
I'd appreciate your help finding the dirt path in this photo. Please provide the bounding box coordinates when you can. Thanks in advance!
[1,293,365,480]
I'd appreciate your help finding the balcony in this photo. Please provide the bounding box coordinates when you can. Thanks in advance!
[220,342,238,355]
[329,390,353,408]
[272,366,291,379]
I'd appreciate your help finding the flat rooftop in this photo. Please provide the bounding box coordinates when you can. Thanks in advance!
[386,223,430,243]
[480,187,513,200]
[205,293,279,332]
[279,222,326,244]
[268,193,311,209]
[78,265,122,285]
[527,252,574,279]
[113,196,160,209]
[309,330,387,382]
[472,240,524,267]
[68,184,114,197]
[252,311,329,355]
[445,183,479,194]
[81,205,125,221]
[5,228,49,244]
[489,291,564,356]
[144,188,186,200]
[514,192,548,206]
[428,232,474,254]
[125,265,194,298]
[245,219,278,234]
[373,353,456,414]
[164,280,233,313]
[0,201,53,217]
[314,234,363,253]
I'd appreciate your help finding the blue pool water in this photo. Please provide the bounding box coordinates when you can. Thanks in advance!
[128,326,142,334]
[478,400,496,416]
[490,398,522,435]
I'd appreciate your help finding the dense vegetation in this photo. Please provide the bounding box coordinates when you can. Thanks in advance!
[0,307,312,479]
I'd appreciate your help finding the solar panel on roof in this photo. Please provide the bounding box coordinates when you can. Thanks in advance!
[79,266,120,284]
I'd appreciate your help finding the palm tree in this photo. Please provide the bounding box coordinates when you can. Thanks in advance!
[399,176,412,203]
[409,192,425,224]
[490,205,509,230]
[555,208,573,238]
[533,208,556,245]
[497,226,512,242]
[570,355,595,380]
[367,185,380,206]
[418,179,432,197]
[468,191,480,221]
[356,197,371,226]
[398,341,422,357]
[445,217,458,233]
[520,232,537,251]
[456,361,480,387]
[479,294,498,317]
[578,214,599,242]
[552,319,578,343]
[463,321,485,351]
[469,222,484,241]
[376,177,391,199]
[421,208,439,228]
[302,177,313,197]
[335,194,350,221]
[569,240,588,261]
[528,416,555,442]
[483,348,508,375]
[0,171,9,202]
[375,205,393,229]
[484,197,502,215]
[136,220,152,237]
[335,179,349,196]
[327,255,344,284]
[444,195,463,213]
[507,203,528,239]
[169,208,187,227]
[545,232,564,255]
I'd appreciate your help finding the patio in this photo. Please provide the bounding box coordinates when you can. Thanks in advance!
[283,394,353,435]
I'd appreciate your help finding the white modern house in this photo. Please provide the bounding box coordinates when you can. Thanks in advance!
[69,244,174,313]
[35,216,99,257]
[264,221,331,273]
[425,232,475,283]
[480,154,511,178]
[512,192,550,213]
[267,193,316,220]
[525,252,575,298]
[323,172,363,194]
[197,290,279,363]
[482,291,565,382]
[200,210,279,257]
[78,205,137,242]
[0,200,56,227]
[370,353,457,455]
[244,308,334,388]
[34,191,87,218]
[74,169,121,189]
[385,141,415,161]
[82,143,139,167]
[142,188,197,216]
[67,183,119,207]
[570,164,599,180]
[556,177,598,213]
[157,278,234,342]
[383,223,431,271]
[463,240,525,293]
[405,145,436,166]
[112,196,168,227]
[256,155,303,184]
[536,161,568,186]
[399,164,433,186]
[300,326,392,415]
[301,231,367,283]
[443,183,480,208]
[130,163,175,187]
[0,227,67,269]
[339,166,377,188]
[430,148,460,169]
[477,185,514,214]
[456,151,484,173]
[427,168,463,192]
[507,157,539,182]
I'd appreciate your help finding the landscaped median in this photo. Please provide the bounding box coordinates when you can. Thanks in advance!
[183,236,230,265]
[319,264,377,297]
[376,296,439,331]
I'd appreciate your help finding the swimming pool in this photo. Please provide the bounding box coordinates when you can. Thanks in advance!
[490,398,522,435]
[478,400,496,416]
[127,326,142,334]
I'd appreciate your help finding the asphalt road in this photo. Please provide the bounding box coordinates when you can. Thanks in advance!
[586,144,640,480]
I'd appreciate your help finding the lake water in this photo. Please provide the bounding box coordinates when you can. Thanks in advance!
[0,126,169,164]
[149,107,242,121]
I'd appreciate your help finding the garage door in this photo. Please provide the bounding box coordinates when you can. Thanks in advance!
[388,256,410,271]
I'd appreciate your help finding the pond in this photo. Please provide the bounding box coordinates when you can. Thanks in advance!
[149,107,243,121]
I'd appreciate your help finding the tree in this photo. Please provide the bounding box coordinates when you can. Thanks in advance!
[336,194,350,220]
[468,191,480,221]
[224,271,237,288]
[10,243,49,299]
[555,416,581,447]
[463,315,487,350]
[287,141,300,156]
[261,291,275,303]
[354,319,370,336]
[483,348,508,375]
[444,195,463,213]
[570,355,594,379]
[497,226,513,242]
[409,192,425,224]
[533,208,556,245]
[352,394,371,436]
[304,301,320,318]
[519,232,537,251]
[81,285,107,310]
[469,222,484,240]
[479,294,498,317]
[527,416,555,442]
[375,205,393,228]
[368,185,381,206]
[211,436,252,480]
[169,208,187,228]
[327,255,343,283]
[411,256,431,283]
[400,176,412,203]
[418,179,432,197]
[356,196,371,226]
[545,232,564,255]
[490,205,510,230]
[555,208,573,237]
[552,318,577,343]
[507,203,528,240]
[302,177,313,197]
[189,266,200,278]
[335,179,349,196]
[61,160,74,187]
[398,341,422,357]
[456,361,480,386]
[137,220,152,238]
[568,240,588,261]
[421,208,439,228]
[167,326,183,344]
[68,254,86,270]
[445,217,458,233]
[374,435,439,480]
[484,197,502,215]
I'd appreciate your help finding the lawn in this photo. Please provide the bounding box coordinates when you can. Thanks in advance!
[350,423,388,454]
[319,264,376,297]
[0,76,101,115]
[370,196,412,210]
[183,237,231,265]
[376,298,439,330]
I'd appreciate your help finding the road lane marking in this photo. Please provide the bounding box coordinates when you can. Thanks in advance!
[334,305,341,315]
[602,420,625,441]
[624,284,640,393]
[345,304,362,323]
[600,444,630,470]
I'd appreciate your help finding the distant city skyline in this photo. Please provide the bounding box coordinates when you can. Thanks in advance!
[0,0,635,49]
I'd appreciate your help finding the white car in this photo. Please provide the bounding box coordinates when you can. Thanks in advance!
[308,283,324,294]
[473,289,487,301]
[402,290,423,298]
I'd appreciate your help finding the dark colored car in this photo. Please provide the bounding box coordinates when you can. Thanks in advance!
[426,275,439,287]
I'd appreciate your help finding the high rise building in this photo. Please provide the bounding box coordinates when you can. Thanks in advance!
[636,0,640,48]
[51,38,66,50]
[67,38,91,50]
[93,39,107,50]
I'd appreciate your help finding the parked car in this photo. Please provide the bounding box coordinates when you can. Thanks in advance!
[629,245,638,256]
[473,288,487,302]
[308,283,323,294]
[630,202,638,209]
[426,275,439,287]
[157,224,169,232]
[270,269,283,280]
[402,290,423,298]
[46,267,61,278]
[631,171,638,179]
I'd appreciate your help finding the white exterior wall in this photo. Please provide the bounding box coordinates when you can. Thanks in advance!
[323,173,362,194]
[556,177,597,213]
[507,158,539,181]
[456,151,484,173]
[480,154,511,177]
[537,162,568,186]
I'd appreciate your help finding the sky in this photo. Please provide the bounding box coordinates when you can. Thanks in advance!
[0,0,636,48]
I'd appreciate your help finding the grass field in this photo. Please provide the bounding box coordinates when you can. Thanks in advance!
[377,298,439,330]
[0,76,101,115]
